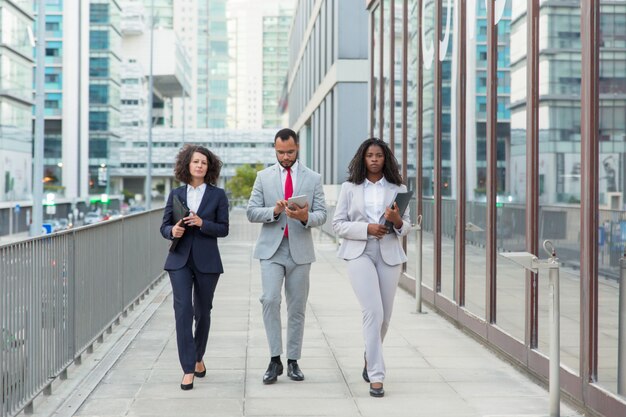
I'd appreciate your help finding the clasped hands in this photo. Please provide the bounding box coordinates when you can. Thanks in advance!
[274,200,309,223]
[367,203,403,239]
[171,211,203,238]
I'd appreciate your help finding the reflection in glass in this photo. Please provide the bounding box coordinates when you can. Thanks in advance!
[422,0,436,291]
[406,0,419,279]
[373,5,380,135]
[440,0,456,300]
[464,0,487,318]
[597,0,626,396]
[495,0,526,342]
[394,0,404,161]
[536,1,581,374]
[383,0,392,142]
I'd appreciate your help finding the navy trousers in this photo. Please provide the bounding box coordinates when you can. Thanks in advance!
[168,252,220,373]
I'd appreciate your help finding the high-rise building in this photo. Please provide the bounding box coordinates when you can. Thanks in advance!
[0,1,34,202]
[88,0,123,195]
[227,0,293,129]
[198,0,228,128]
[40,1,90,201]
[287,0,369,184]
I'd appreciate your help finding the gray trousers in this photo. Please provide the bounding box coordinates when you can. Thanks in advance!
[260,237,311,360]
[347,239,401,383]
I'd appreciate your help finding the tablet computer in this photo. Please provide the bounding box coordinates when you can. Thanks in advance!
[287,194,307,208]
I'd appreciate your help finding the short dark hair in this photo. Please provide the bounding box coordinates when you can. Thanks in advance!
[174,144,222,185]
[274,128,298,145]
[346,138,403,185]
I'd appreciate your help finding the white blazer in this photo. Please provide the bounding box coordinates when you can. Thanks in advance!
[332,180,411,266]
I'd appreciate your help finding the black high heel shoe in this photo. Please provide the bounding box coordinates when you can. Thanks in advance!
[194,361,206,378]
[369,383,384,397]
[181,374,194,390]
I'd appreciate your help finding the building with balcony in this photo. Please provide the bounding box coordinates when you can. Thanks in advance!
[0,1,34,202]
[287,0,369,185]
[110,128,276,199]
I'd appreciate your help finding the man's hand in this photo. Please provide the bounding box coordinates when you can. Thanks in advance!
[285,202,309,223]
[171,219,186,238]
[273,199,289,216]
[367,223,388,239]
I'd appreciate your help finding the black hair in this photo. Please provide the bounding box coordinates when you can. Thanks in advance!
[274,128,298,145]
[174,144,222,185]
[346,138,403,185]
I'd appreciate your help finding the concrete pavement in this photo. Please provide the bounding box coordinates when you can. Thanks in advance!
[22,210,584,417]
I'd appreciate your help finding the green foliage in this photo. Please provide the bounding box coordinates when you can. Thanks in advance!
[121,189,135,203]
[226,164,263,200]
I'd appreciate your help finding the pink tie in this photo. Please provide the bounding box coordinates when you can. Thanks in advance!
[284,167,293,237]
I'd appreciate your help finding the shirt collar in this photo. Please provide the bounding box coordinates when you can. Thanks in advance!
[364,176,386,188]
[279,160,298,174]
[187,183,207,192]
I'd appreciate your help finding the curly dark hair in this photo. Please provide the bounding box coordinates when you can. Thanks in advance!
[174,144,222,185]
[346,138,403,185]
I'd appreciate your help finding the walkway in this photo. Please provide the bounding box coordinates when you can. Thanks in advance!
[22,209,583,417]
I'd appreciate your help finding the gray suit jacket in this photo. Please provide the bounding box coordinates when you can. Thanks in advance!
[247,162,327,264]
[332,181,411,266]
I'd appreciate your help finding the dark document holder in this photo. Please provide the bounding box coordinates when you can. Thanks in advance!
[385,190,414,231]
[169,195,190,252]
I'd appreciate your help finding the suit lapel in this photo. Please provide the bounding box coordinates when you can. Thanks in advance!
[196,185,212,214]
[273,163,284,199]
[294,162,305,196]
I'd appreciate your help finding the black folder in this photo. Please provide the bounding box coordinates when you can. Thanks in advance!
[385,190,414,230]
[169,195,190,252]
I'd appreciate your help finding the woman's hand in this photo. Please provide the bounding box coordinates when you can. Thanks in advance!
[171,220,186,238]
[183,211,204,228]
[367,223,388,239]
[384,203,403,229]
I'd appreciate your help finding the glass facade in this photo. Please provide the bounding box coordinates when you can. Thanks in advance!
[197,0,228,128]
[368,1,626,415]
[262,13,291,128]
[88,0,121,194]
[0,1,34,202]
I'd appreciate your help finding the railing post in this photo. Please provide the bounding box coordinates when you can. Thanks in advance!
[499,240,561,417]
[617,253,626,395]
[547,243,560,417]
[415,215,423,313]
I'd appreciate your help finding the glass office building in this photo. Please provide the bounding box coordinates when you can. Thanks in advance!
[0,1,33,202]
[367,1,626,416]
[89,0,122,194]
[197,0,228,128]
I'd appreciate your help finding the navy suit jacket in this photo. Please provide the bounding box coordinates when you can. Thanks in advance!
[160,184,229,273]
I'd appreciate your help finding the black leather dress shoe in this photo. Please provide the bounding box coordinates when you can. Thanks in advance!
[194,361,206,378]
[263,361,283,384]
[287,362,305,381]
[369,383,384,397]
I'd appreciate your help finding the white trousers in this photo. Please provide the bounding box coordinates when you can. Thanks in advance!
[347,239,401,383]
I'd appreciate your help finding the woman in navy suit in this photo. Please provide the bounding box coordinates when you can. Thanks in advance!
[332,138,411,398]
[160,144,229,390]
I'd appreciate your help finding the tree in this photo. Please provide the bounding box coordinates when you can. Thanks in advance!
[226,164,264,201]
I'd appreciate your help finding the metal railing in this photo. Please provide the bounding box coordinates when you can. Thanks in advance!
[0,209,167,417]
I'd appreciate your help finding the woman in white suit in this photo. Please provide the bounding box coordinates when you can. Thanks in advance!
[333,138,411,398]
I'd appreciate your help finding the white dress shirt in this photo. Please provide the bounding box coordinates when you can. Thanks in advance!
[186,183,206,213]
[363,177,387,223]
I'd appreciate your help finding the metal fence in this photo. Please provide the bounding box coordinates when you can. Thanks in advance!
[0,209,167,417]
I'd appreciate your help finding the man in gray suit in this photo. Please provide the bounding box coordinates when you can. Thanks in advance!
[247,128,327,384]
